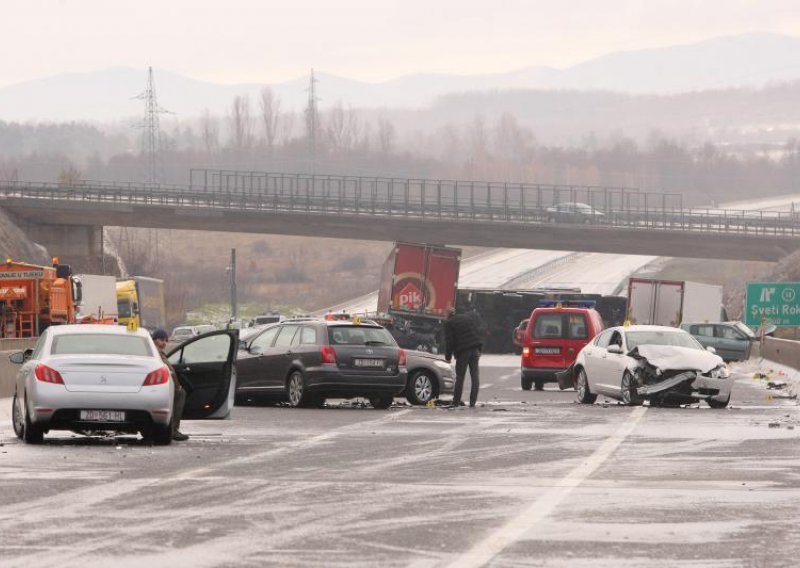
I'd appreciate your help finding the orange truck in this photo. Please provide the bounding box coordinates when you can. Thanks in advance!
[0,259,77,338]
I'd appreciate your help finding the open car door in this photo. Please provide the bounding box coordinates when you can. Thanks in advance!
[167,329,238,419]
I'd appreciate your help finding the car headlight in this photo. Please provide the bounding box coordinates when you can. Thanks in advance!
[709,365,730,379]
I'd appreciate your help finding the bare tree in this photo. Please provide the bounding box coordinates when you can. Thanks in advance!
[259,87,282,154]
[326,101,358,153]
[228,95,254,152]
[280,112,296,146]
[200,109,219,156]
[377,115,396,154]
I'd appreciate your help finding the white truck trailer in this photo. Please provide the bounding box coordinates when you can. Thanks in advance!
[626,278,724,327]
[74,274,119,323]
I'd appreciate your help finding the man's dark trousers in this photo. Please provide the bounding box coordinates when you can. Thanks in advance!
[452,347,480,407]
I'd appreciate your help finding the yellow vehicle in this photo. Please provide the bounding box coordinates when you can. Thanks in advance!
[116,276,166,332]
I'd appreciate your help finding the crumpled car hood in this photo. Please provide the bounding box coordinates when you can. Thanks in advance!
[635,345,722,373]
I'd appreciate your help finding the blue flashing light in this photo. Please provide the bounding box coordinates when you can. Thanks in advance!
[537,299,596,309]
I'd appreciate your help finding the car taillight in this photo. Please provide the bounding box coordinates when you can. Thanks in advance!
[522,346,531,356]
[398,348,407,367]
[143,366,170,386]
[320,346,337,365]
[34,364,64,384]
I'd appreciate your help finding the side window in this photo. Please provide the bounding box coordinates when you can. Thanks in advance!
[299,326,318,345]
[717,326,742,340]
[274,326,299,348]
[567,314,588,339]
[594,330,612,348]
[181,334,232,364]
[250,327,279,354]
[32,331,49,359]
[534,314,563,339]
[695,325,715,337]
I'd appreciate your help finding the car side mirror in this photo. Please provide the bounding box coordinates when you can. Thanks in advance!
[238,340,248,350]
[706,346,717,354]
[8,351,25,364]
[607,344,623,355]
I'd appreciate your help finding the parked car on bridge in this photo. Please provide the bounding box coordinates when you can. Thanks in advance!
[545,202,605,224]
[558,325,732,408]
[235,319,407,408]
[10,324,237,444]
[680,321,756,362]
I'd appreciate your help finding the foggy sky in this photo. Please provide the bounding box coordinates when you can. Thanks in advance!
[4,0,800,87]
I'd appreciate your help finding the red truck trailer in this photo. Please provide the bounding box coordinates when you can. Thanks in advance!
[376,243,461,351]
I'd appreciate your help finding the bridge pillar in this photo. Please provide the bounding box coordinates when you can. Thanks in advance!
[6,212,105,272]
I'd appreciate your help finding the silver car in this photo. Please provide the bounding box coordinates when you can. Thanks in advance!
[10,325,238,444]
[558,325,733,408]
[403,350,455,405]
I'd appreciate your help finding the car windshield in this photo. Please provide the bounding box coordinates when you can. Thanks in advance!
[172,328,194,338]
[328,326,396,346]
[51,334,153,356]
[626,330,703,351]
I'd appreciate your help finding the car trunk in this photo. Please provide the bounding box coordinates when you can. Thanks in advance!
[333,345,401,376]
[49,356,161,394]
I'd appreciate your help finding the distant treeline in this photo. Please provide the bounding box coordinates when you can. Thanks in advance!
[3,83,800,206]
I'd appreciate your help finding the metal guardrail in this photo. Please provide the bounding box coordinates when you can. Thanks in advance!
[0,178,798,238]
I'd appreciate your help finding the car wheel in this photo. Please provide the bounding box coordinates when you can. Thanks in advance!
[621,371,642,406]
[707,395,730,409]
[369,395,393,409]
[12,392,25,440]
[21,394,44,444]
[286,371,310,408]
[407,370,436,405]
[521,376,533,391]
[534,379,545,391]
[576,368,597,404]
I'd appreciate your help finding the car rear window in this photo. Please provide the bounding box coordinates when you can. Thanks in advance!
[533,313,589,339]
[51,334,153,356]
[328,326,395,346]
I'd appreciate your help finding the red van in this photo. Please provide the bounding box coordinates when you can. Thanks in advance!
[520,303,604,390]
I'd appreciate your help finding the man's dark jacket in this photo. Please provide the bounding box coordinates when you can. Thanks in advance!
[444,313,483,361]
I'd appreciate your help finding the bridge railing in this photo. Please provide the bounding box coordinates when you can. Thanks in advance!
[0,179,798,237]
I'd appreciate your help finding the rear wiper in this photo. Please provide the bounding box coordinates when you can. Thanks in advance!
[364,341,389,346]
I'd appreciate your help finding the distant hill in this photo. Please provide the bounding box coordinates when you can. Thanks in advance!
[2,32,800,122]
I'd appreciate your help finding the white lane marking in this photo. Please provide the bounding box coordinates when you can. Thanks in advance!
[445,405,648,568]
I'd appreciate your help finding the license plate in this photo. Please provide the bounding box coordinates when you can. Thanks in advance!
[79,410,125,422]
[354,358,384,368]
[535,346,561,355]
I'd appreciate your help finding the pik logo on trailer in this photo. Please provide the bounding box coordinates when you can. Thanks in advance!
[397,282,424,311]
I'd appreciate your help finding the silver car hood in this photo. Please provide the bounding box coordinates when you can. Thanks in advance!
[635,345,722,373]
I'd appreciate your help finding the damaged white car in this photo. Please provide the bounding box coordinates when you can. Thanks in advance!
[557,325,733,408]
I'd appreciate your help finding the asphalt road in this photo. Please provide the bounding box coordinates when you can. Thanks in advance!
[0,355,798,567]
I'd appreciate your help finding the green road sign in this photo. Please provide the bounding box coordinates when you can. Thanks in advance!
[745,282,800,327]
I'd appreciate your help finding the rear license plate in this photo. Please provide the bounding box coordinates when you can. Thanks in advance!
[535,346,561,355]
[79,410,125,422]
[354,358,384,368]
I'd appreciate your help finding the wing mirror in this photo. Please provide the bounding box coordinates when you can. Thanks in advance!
[9,351,25,364]
[706,346,717,354]
[607,344,623,355]
[10,348,33,364]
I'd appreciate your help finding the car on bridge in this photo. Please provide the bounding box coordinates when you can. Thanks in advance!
[559,325,732,408]
[545,202,605,224]
[234,318,407,408]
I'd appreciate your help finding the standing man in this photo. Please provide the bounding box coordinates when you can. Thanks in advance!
[444,307,483,408]
[151,329,189,441]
